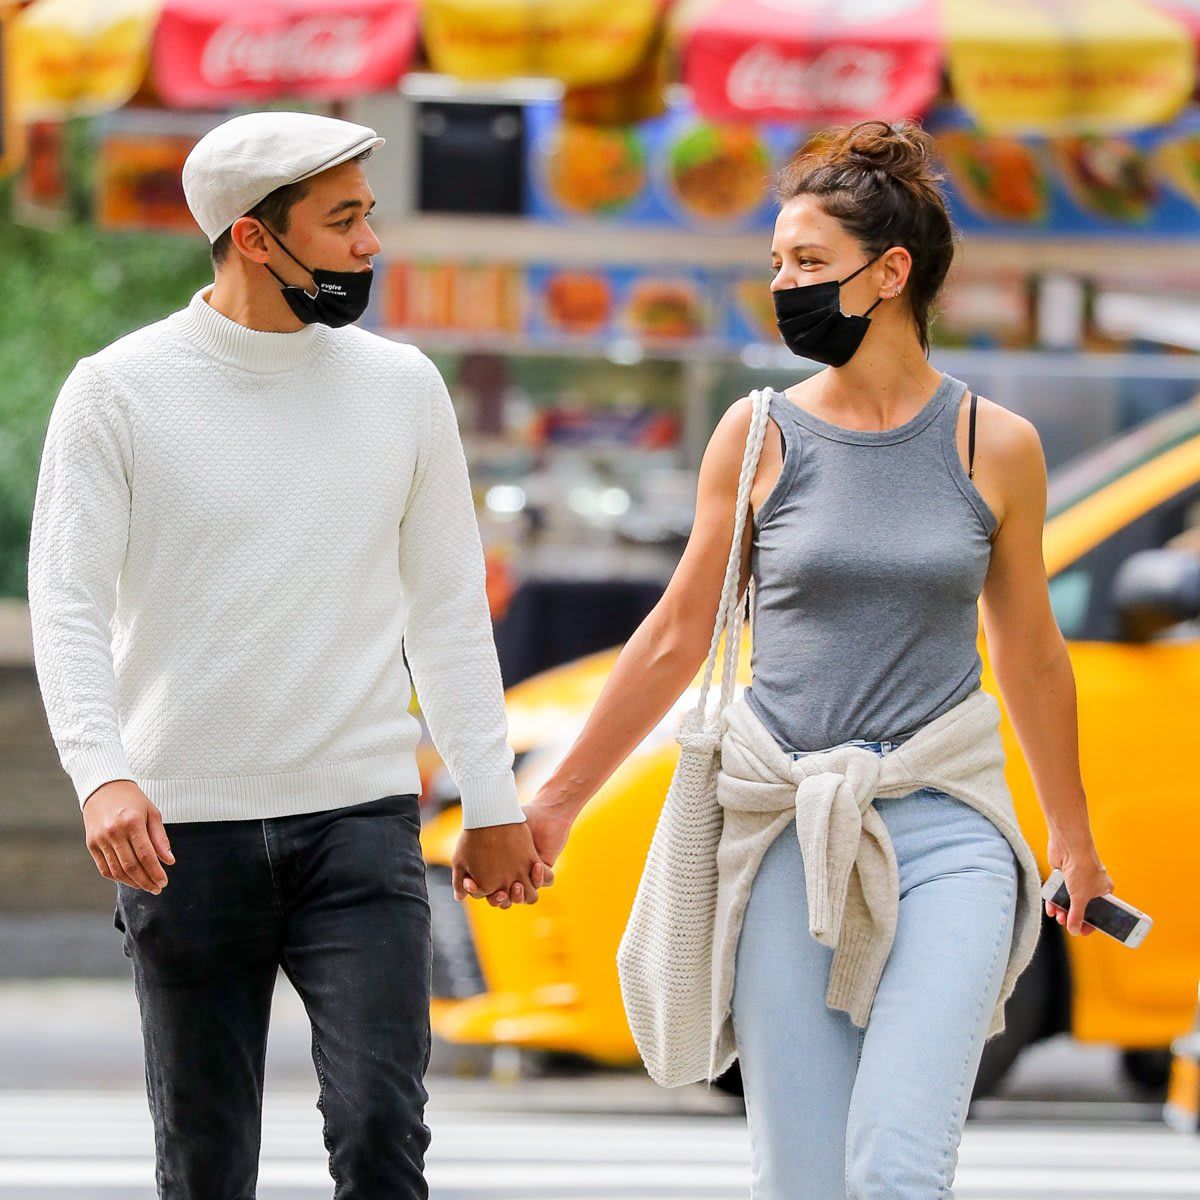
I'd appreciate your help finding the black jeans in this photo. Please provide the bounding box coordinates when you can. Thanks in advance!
[113,792,432,1199]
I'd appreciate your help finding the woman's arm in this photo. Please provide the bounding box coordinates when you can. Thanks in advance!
[978,410,1113,936]
[463,396,761,905]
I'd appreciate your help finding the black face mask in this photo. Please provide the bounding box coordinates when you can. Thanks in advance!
[773,254,885,367]
[260,225,373,328]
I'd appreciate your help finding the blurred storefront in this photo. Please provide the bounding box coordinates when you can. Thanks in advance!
[9,0,1200,682]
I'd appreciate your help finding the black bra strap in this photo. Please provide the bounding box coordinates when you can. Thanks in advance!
[967,392,977,479]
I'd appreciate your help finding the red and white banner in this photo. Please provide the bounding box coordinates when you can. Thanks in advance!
[672,0,942,124]
[151,0,418,107]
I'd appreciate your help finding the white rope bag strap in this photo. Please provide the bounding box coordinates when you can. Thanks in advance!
[680,387,771,740]
[617,386,774,1089]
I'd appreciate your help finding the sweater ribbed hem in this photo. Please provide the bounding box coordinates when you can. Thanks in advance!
[137,753,423,823]
[458,770,525,829]
[65,741,137,809]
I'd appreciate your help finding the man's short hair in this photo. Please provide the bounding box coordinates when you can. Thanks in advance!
[210,146,373,268]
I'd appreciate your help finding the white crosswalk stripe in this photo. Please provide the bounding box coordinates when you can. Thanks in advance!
[0,1090,1197,1198]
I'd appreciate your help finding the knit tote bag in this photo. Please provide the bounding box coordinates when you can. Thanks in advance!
[616,387,771,1088]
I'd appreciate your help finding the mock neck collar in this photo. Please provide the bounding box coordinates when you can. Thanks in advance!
[174,285,327,374]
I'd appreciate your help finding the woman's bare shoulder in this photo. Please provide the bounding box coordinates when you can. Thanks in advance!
[965,395,1046,533]
[714,393,756,440]
[701,394,757,475]
[969,395,1044,472]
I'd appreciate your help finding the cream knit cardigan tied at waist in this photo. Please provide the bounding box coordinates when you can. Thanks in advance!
[706,684,1044,1082]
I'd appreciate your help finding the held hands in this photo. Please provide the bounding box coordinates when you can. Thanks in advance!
[82,780,175,893]
[453,791,575,910]
[1045,827,1113,937]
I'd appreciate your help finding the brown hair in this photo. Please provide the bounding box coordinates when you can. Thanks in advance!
[775,119,956,354]
[210,147,374,268]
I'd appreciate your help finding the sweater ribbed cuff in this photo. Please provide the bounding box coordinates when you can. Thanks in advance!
[807,859,854,946]
[458,770,525,829]
[827,923,886,1028]
[63,742,136,810]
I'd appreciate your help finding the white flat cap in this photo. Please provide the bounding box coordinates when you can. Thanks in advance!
[182,110,385,243]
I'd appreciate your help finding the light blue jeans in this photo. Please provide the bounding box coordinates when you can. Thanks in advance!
[730,737,1019,1200]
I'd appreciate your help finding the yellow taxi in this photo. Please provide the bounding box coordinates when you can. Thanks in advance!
[421,397,1200,1096]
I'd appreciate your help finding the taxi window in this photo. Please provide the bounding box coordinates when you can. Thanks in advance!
[1050,481,1200,641]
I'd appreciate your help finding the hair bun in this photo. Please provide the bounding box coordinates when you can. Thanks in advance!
[824,119,940,190]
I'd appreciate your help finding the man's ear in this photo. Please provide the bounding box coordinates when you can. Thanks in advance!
[230,216,271,265]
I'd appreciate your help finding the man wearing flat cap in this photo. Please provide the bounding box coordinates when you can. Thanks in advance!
[27,109,550,1198]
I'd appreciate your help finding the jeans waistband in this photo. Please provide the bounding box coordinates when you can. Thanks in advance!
[790,734,911,760]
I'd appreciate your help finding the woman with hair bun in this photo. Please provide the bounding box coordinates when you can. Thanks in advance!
[469,117,1113,1198]
[722,118,1111,1197]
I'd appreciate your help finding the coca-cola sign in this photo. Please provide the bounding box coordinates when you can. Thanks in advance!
[200,18,371,86]
[153,0,418,106]
[679,0,941,123]
[726,44,899,115]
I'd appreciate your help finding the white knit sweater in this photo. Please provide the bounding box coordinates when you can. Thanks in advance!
[27,284,524,829]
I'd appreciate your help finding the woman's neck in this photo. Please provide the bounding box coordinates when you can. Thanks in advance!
[806,334,942,426]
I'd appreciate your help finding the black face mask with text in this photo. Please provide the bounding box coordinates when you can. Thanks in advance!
[261,224,373,328]
[772,254,884,367]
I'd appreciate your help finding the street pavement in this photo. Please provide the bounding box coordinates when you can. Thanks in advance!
[2,1087,1197,1199]
[1,978,1197,1199]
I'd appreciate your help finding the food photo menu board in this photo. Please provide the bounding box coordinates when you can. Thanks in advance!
[368,256,768,349]
[928,107,1200,235]
[525,96,1200,238]
[524,99,795,231]
[523,264,715,344]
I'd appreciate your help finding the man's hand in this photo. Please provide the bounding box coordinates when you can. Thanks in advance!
[451,821,553,909]
[82,780,174,893]
[457,788,575,908]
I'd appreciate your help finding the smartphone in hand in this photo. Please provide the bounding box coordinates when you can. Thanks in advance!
[1041,869,1153,948]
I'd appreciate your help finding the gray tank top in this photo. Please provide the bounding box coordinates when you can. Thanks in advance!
[742,372,998,752]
